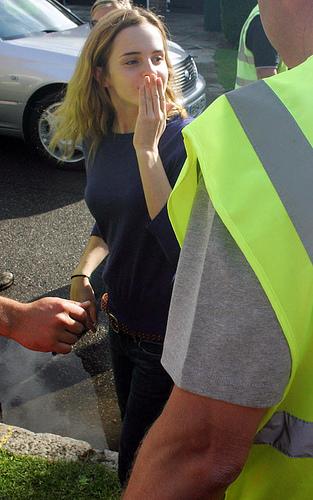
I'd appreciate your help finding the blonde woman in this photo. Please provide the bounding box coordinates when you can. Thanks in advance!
[52,7,191,485]
[90,0,132,27]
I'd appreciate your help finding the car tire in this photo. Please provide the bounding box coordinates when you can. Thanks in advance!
[27,91,85,170]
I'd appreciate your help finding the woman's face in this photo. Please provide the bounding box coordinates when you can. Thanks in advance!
[103,22,169,112]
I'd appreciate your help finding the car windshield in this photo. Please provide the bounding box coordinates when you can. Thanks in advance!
[0,0,79,40]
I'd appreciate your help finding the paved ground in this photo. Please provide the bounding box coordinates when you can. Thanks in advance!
[0,6,226,451]
[0,135,114,449]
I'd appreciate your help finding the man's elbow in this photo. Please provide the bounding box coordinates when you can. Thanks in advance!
[195,449,245,492]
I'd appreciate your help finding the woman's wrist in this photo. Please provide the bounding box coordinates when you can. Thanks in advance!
[134,144,159,156]
[135,148,159,165]
[70,274,90,280]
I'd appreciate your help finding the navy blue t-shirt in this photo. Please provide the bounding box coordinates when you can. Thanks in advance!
[84,115,191,336]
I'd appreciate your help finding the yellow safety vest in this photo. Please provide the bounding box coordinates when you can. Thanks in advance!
[235,5,287,88]
[168,56,313,499]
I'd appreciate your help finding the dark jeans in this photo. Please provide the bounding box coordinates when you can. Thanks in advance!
[108,327,173,486]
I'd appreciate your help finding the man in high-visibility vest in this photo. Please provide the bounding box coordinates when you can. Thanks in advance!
[124,1,313,498]
[235,4,287,88]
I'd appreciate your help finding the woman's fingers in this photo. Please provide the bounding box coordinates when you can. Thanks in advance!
[157,77,166,117]
[150,74,161,116]
[139,75,166,119]
[138,82,147,116]
[144,75,155,116]
[79,301,97,331]
[59,330,82,345]
[134,74,166,150]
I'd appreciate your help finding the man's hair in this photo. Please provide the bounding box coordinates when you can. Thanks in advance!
[90,0,132,16]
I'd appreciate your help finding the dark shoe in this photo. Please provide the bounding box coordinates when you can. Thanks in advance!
[0,271,14,291]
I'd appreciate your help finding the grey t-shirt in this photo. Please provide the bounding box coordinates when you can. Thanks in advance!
[162,176,291,408]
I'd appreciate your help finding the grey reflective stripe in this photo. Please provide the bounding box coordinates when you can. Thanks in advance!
[227,81,313,263]
[254,411,313,458]
[235,76,254,88]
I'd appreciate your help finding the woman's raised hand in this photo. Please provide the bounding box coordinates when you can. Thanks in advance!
[133,74,167,153]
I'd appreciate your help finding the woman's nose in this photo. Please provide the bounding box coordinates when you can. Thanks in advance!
[142,60,157,77]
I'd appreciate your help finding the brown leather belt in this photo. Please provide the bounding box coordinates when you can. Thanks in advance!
[101,293,164,343]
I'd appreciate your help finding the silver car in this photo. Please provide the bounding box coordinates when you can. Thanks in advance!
[0,0,206,168]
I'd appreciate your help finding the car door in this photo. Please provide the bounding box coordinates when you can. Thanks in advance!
[0,39,26,133]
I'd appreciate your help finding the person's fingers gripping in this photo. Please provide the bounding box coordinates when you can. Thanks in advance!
[53,342,73,355]
[58,330,81,345]
[85,300,98,327]
[80,301,97,331]
[68,300,96,331]
[63,303,88,334]
[65,315,86,335]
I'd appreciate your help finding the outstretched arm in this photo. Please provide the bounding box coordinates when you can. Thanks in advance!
[124,385,267,499]
[0,296,93,354]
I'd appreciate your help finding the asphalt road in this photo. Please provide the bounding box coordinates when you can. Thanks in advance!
[0,135,115,449]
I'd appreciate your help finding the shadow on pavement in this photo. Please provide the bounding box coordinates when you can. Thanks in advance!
[0,136,86,220]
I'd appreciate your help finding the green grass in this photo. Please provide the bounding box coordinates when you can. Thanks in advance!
[0,450,121,499]
[214,48,237,91]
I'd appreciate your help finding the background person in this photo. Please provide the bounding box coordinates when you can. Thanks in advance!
[125,0,313,498]
[0,296,93,353]
[52,8,190,486]
[235,4,287,88]
[90,0,132,28]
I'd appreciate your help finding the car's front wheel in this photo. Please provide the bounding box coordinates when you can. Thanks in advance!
[27,92,85,170]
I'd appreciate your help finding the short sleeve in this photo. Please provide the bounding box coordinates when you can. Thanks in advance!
[162,178,291,408]
[246,16,279,68]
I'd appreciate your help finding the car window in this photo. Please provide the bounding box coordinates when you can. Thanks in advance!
[0,0,79,40]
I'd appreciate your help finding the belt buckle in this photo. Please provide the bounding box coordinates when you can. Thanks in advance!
[108,312,119,333]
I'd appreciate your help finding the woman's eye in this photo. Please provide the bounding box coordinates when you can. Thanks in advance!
[125,59,138,65]
[152,56,164,64]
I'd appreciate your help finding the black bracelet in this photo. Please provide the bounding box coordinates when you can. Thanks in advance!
[70,274,90,280]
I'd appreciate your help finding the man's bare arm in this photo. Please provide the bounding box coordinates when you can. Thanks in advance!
[124,385,267,500]
[0,296,92,353]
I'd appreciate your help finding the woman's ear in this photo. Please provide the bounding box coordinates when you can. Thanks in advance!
[94,66,109,87]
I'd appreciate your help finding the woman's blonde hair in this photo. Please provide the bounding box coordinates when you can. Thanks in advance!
[51,7,186,159]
